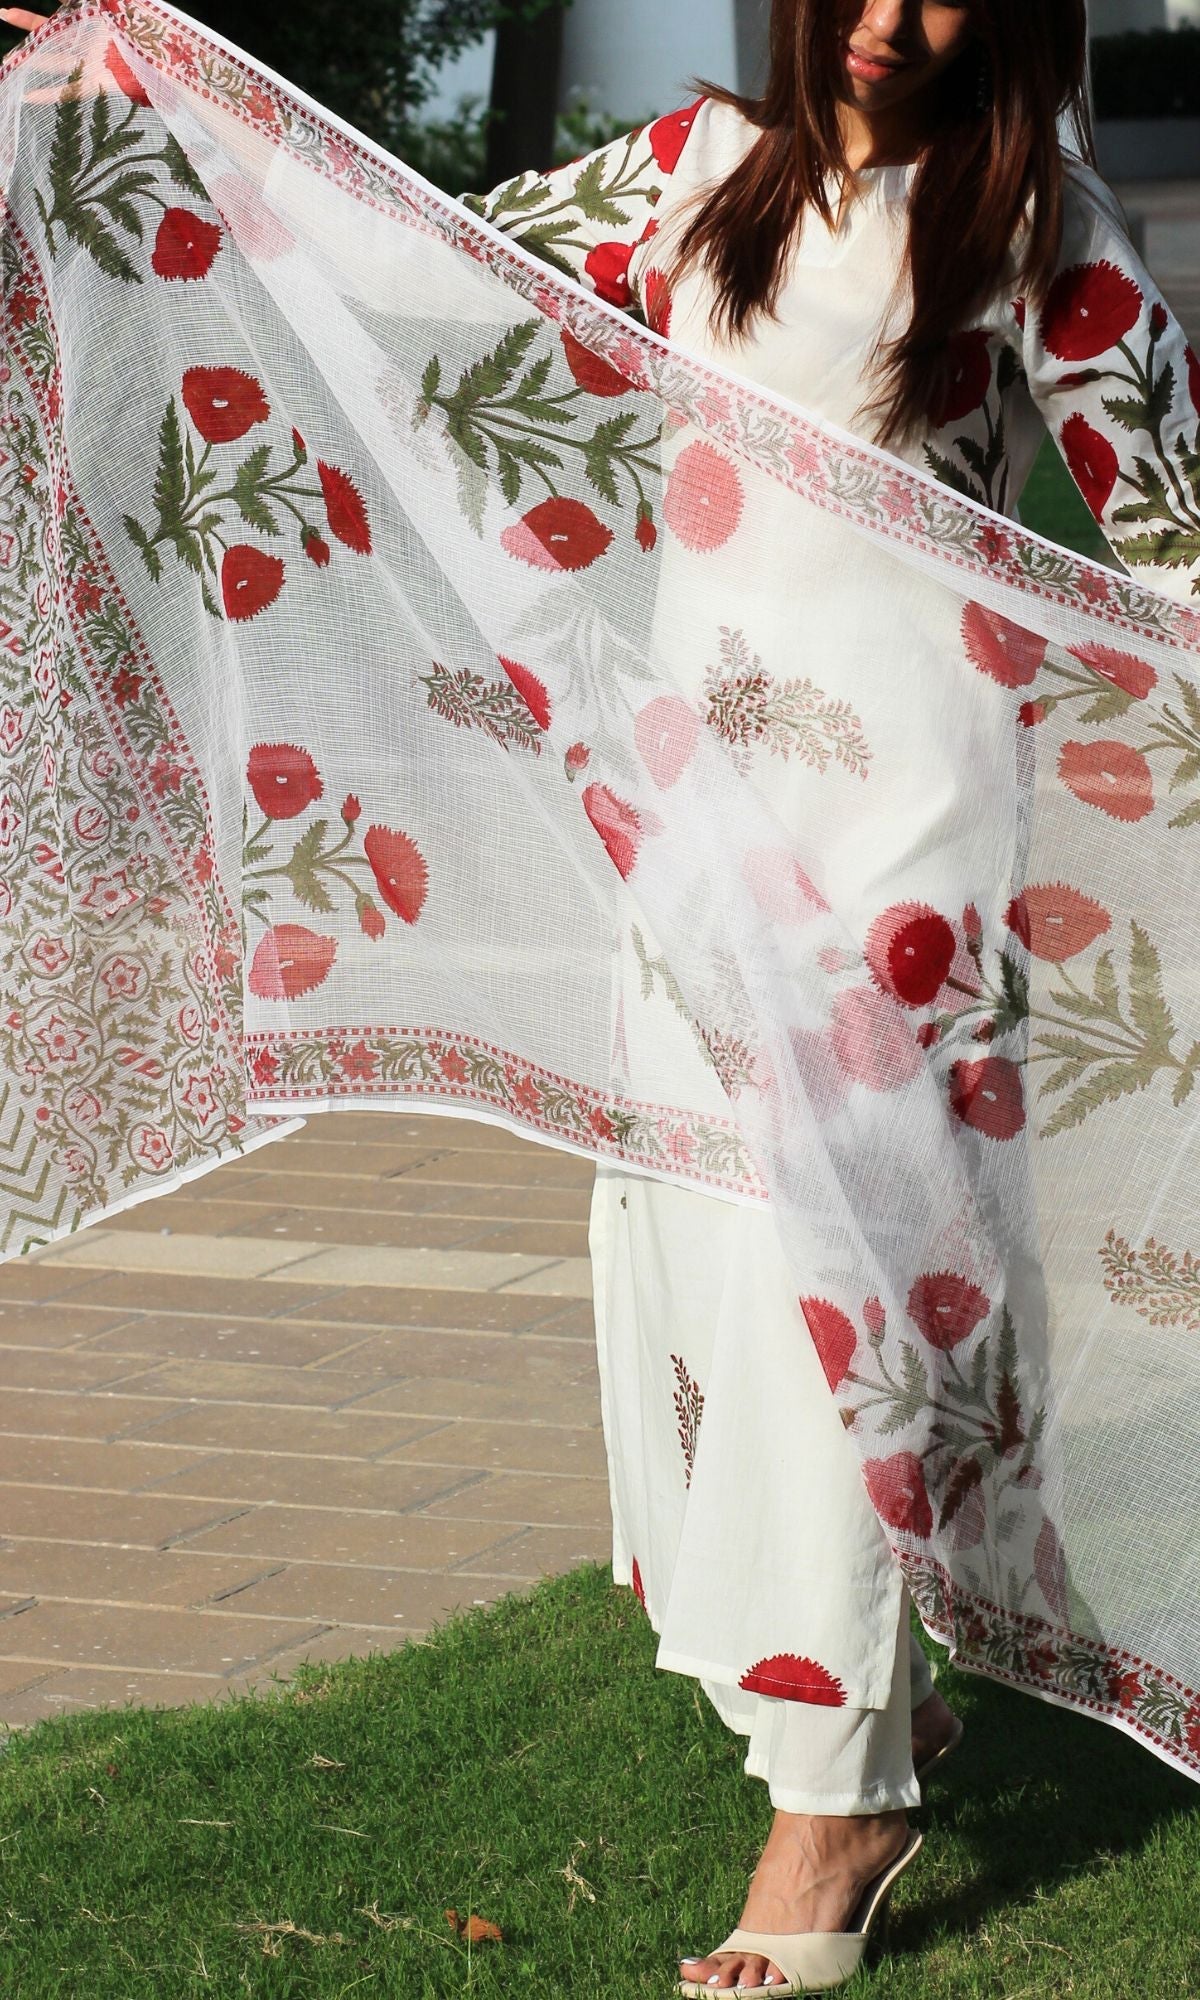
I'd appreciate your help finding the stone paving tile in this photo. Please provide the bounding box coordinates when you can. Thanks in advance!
[136,1448,483,1513]
[454,1524,613,1580]
[0,1486,252,1549]
[0,1260,107,1305]
[268,1243,564,1292]
[383,1418,608,1480]
[348,1371,600,1428]
[304,1326,592,1382]
[229,1623,425,1685]
[0,1303,138,1350]
[0,1538,287,1610]
[177,1504,514,1571]
[114,1198,278,1238]
[53,1271,342,1321]
[289,1286,575,1333]
[116,1400,448,1461]
[210,1562,513,1631]
[102,1359,413,1410]
[493,1258,592,1298]
[78,1313,375,1368]
[0,1347,157,1393]
[0,1387,184,1443]
[399,1150,596,1188]
[3,1667,253,1719]
[460,1220,592,1259]
[34,1229,325,1282]
[0,1656,59,1696]
[0,1435,224,1493]
[0,1598,331,1677]
[222,1208,496,1251]
[423,1471,612,1530]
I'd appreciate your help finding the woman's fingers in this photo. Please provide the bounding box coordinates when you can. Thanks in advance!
[0,8,53,30]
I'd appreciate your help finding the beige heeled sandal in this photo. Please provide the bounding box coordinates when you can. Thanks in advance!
[676,1829,922,1999]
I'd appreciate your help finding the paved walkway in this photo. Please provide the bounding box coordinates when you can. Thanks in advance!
[0,1114,609,1732]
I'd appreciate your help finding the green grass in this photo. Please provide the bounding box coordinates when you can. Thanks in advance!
[1015,436,1113,566]
[2,1564,1197,1997]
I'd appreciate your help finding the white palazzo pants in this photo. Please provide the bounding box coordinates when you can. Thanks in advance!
[589,1161,935,1815]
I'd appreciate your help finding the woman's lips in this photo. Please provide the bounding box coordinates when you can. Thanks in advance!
[846,46,908,84]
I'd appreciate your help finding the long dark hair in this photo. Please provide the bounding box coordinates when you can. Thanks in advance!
[671,0,1095,446]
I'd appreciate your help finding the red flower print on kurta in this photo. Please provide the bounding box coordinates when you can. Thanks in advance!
[663,441,744,552]
[829,984,925,1092]
[1061,413,1119,521]
[560,329,633,397]
[644,268,673,337]
[948,1056,1026,1140]
[648,100,702,173]
[907,1271,991,1350]
[1065,642,1157,701]
[1041,260,1143,361]
[502,498,614,572]
[634,695,699,789]
[317,461,372,554]
[584,240,635,308]
[962,602,1046,687]
[499,657,552,731]
[630,1557,647,1610]
[248,924,337,1000]
[930,329,992,427]
[865,1452,934,1540]
[222,546,284,621]
[799,1296,857,1389]
[1005,882,1112,961]
[181,366,270,444]
[151,209,222,281]
[864,901,956,1008]
[104,39,150,104]
[363,825,429,923]
[581,783,644,879]
[1188,344,1200,415]
[1058,740,1154,822]
[738,1655,848,1706]
[247,743,323,820]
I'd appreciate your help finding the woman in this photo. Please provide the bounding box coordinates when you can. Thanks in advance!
[1,2,1194,1993]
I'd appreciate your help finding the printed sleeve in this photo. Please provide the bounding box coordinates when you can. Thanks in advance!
[1018,161,1200,605]
[461,102,703,315]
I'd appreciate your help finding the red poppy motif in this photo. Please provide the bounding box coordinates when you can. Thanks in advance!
[1058,740,1154,822]
[864,901,956,1008]
[247,924,337,1000]
[906,1271,991,1350]
[1005,882,1112,961]
[649,100,703,173]
[560,329,632,398]
[644,268,673,337]
[246,742,323,820]
[799,1296,857,1389]
[948,1056,1026,1140]
[738,1654,847,1706]
[1066,642,1156,701]
[630,1557,647,1610]
[634,694,699,789]
[663,441,744,552]
[581,783,644,880]
[182,366,270,444]
[317,461,372,554]
[1060,413,1119,521]
[104,40,150,104]
[829,984,924,1092]
[363,825,429,923]
[499,657,551,731]
[502,497,614,572]
[584,240,635,308]
[962,602,1046,687]
[930,329,992,428]
[359,901,386,940]
[222,546,284,621]
[151,209,222,281]
[1041,260,1143,362]
[863,1452,933,1540]
[635,508,658,552]
[304,531,331,567]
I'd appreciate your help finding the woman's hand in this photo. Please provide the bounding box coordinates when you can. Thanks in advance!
[1,6,116,101]
[0,8,51,31]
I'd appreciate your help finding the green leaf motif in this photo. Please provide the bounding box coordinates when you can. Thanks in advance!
[283,822,336,914]
[232,445,280,535]
[124,513,162,582]
[161,131,207,198]
[1039,1056,1157,1139]
[1127,920,1175,1051]
[152,397,187,533]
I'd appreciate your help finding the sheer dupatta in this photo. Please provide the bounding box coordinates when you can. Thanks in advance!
[3,0,1200,1778]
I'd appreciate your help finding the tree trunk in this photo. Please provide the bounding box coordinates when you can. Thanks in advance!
[486,3,566,185]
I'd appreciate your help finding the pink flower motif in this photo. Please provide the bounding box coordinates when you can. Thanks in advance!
[337,1040,378,1082]
[864,1452,933,1540]
[28,935,70,978]
[663,440,744,552]
[634,694,699,788]
[65,1088,102,1129]
[81,870,137,921]
[100,955,147,1000]
[0,706,23,755]
[134,1125,173,1171]
[251,1047,279,1088]
[666,1126,696,1165]
[180,1072,219,1127]
[438,1047,470,1084]
[829,984,925,1092]
[907,1271,992,1350]
[743,849,829,923]
[1058,739,1154,822]
[799,1297,857,1389]
[863,901,956,1008]
[581,783,646,880]
[0,795,21,851]
[511,1073,542,1116]
[34,1013,87,1066]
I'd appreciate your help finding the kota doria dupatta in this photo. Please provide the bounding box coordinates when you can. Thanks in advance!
[3,0,1200,1779]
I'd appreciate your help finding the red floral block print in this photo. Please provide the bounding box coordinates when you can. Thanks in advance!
[222,546,284,621]
[1066,642,1157,701]
[581,783,645,880]
[1061,413,1119,522]
[630,1557,647,1611]
[1188,344,1200,416]
[499,657,552,731]
[930,329,992,427]
[248,924,337,1000]
[799,1296,857,1389]
[948,1056,1026,1140]
[584,240,635,308]
[151,209,222,281]
[738,1654,848,1706]
[1005,882,1112,961]
[318,461,372,554]
[363,825,429,923]
[502,498,614,572]
[648,101,703,173]
[246,743,323,821]
[829,984,924,1092]
[182,366,270,444]
[663,441,744,552]
[1058,740,1154,822]
[864,1452,933,1540]
[907,1271,991,1351]
[644,268,673,338]
[560,328,633,398]
[962,602,1046,687]
[864,901,956,1008]
[104,39,150,104]
[634,695,699,789]
[1041,260,1143,361]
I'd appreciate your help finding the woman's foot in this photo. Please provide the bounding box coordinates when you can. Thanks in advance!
[910,1688,960,1776]
[679,1807,909,1992]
